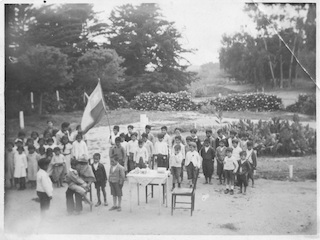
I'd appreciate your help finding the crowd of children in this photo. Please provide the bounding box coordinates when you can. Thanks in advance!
[5,120,257,215]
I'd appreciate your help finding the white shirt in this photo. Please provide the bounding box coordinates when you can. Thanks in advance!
[170,152,184,168]
[232,146,242,160]
[185,151,202,168]
[134,146,149,163]
[172,143,186,159]
[223,156,239,171]
[72,140,89,160]
[127,140,139,155]
[154,141,168,155]
[163,133,172,154]
[110,132,120,145]
[14,152,28,178]
[93,163,99,171]
[36,169,53,197]
[144,140,154,159]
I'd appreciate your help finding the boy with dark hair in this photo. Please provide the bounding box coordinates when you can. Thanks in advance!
[161,126,172,154]
[134,139,149,168]
[237,151,251,194]
[205,129,215,149]
[223,147,238,195]
[37,158,53,216]
[125,125,134,142]
[246,141,257,187]
[109,157,125,212]
[141,133,154,166]
[216,139,227,185]
[91,153,108,207]
[190,128,202,151]
[56,122,71,145]
[109,137,126,167]
[126,132,138,172]
[110,125,120,146]
[145,125,155,144]
[199,139,215,184]
[227,130,239,148]
[154,133,169,169]
[170,144,183,190]
[185,142,201,188]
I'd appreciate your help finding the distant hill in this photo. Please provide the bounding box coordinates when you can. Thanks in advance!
[187,65,201,72]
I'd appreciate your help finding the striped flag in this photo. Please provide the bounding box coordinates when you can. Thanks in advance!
[81,81,107,134]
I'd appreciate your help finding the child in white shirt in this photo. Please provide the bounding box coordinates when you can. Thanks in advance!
[154,133,169,169]
[72,134,89,160]
[134,140,149,168]
[109,125,120,146]
[185,142,202,188]
[170,144,183,190]
[223,147,239,195]
[141,133,154,166]
[126,132,139,172]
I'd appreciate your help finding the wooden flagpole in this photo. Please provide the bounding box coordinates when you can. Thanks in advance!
[98,78,112,136]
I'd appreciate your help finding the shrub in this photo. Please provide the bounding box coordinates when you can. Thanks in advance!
[130,91,199,111]
[208,93,282,112]
[104,92,129,110]
[286,94,316,115]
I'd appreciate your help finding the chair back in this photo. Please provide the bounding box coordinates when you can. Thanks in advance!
[192,169,200,194]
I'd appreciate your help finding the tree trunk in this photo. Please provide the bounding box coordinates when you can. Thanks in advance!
[289,35,297,88]
[39,92,43,115]
[280,54,283,88]
[262,37,276,84]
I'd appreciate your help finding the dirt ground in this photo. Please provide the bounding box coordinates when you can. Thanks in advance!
[3,124,318,236]
[3,175,317,235]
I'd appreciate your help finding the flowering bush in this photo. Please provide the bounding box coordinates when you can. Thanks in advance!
[286,94,316,115]
[130,91,199,111]
[208,93,282,112]
[228,117,316,156]
[104,92,129,110]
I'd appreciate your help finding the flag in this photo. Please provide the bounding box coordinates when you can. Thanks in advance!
[81,81,106,134]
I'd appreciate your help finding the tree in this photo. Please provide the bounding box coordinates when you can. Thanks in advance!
[74,48,125,92]
[18,45,73,114]
[106,3,196,99]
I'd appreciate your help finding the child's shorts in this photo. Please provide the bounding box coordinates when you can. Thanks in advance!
[95,181,106,189]
[237,173,248,187]
[109,182,123,197]
[186,162,195,180]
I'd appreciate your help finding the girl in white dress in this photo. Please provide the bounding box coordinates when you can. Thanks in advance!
[14,146,27,190]
[27,146,40,188]
[59,136,73,173]
[72,134,88,160]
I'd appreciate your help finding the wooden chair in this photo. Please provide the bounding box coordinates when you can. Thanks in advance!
[171,169,199,216]
[145,155,167,204]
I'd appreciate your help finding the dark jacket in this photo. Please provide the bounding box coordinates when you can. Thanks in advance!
[91,163,107,183]
[237,160,251,175]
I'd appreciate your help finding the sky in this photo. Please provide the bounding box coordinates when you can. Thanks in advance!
[93,0,257,66]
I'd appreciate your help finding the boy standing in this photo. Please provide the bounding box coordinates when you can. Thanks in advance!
[145,125,155,144]
[237,151,251,194]
[190,129,202,151]
[91,153,108,207]
[199,139,215,184]
[36,158,53,216]
[141,133,154,166]
[125,125,134,142]
[223,147,239,195]
[161,126,172,154]
[109,157,125,212]
[185,142,202,188]
[246,141,257,187]
[170,145,183,190]
[134,140,149,168]
[109,137,126,168]
[205,129,215,149]
[154,133,169,169]
[126,132,139,172]
[216,139,227,184]
[110,126,120,146]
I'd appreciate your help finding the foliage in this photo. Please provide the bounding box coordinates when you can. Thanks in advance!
[130,91,199,111]
[18,45,73,93]
[228,117,316,156]
[74,48,125,91]
[208,93,282,111]
[104,92,129,110]
[286,94,316,115]
[106,3,197,99]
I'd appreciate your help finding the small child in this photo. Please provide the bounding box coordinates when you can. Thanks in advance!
[27,146,40,188]
[24,138,34,155]
[119,133,128,172]
[38,146,46,158]
[13,146,27,190]
[246,141,257,187]
[5,142,15,188]
[237,151,251,195]
[51,147,66,187]
[60,135,73,173]
[190,129,202,151]
[205,129,215,149]
[109,157,125,212]
[185,142,202,188]
[91,153,108,207]
[223,147,239,195]
[125,125,134,142]
[66,159,93,206]
[216,139,227,184]
[36,158,53,216]
[170,145,183,190]
[110,137,126,167]
[171,128,186,146]
[199,139,215,184]
[183,136,193,181]
[126,132,139,172]
[134,139,149,168]
[231,139,242,186]
[215,129,228,149]
[154,133,169,169]
[227,130,239,148]
[72,134,89,160]
[110,125,120,146]
[141,133,154,167]
[45,138,56,151]
[31,131,40,149]
[37,138,46,151]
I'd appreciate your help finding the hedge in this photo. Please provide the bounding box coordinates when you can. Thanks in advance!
[286,94,316,115]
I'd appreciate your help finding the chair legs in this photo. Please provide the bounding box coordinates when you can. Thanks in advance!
[171,194,174,215]
[145,186,148,203]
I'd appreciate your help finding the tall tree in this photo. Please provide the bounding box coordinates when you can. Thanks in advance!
[18,45,73,114]
[106,3,197,99]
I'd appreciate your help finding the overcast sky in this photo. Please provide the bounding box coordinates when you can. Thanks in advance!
[93,0,257,66]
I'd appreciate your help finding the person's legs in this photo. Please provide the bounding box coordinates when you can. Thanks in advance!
[66,188,75,214]
[101,187,108,205]
[230,172,235,194]
[75,192,83,213]
[176,167,182,187]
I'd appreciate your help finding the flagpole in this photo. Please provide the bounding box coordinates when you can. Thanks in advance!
[98,78,112,136]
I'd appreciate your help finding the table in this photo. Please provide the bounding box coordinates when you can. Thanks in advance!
[127,170,169,215]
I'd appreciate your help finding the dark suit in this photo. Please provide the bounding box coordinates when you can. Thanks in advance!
[91,163,107,189]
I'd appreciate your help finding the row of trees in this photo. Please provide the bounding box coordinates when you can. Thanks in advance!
[6,3,196,114]
[219,3,316,89]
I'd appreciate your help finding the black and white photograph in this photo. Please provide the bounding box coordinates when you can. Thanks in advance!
[2,0,318,237]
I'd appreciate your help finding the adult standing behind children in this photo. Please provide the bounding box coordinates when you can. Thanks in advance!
[125,125,134,142]
[55,122,71,145]
[145,125,155,144]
